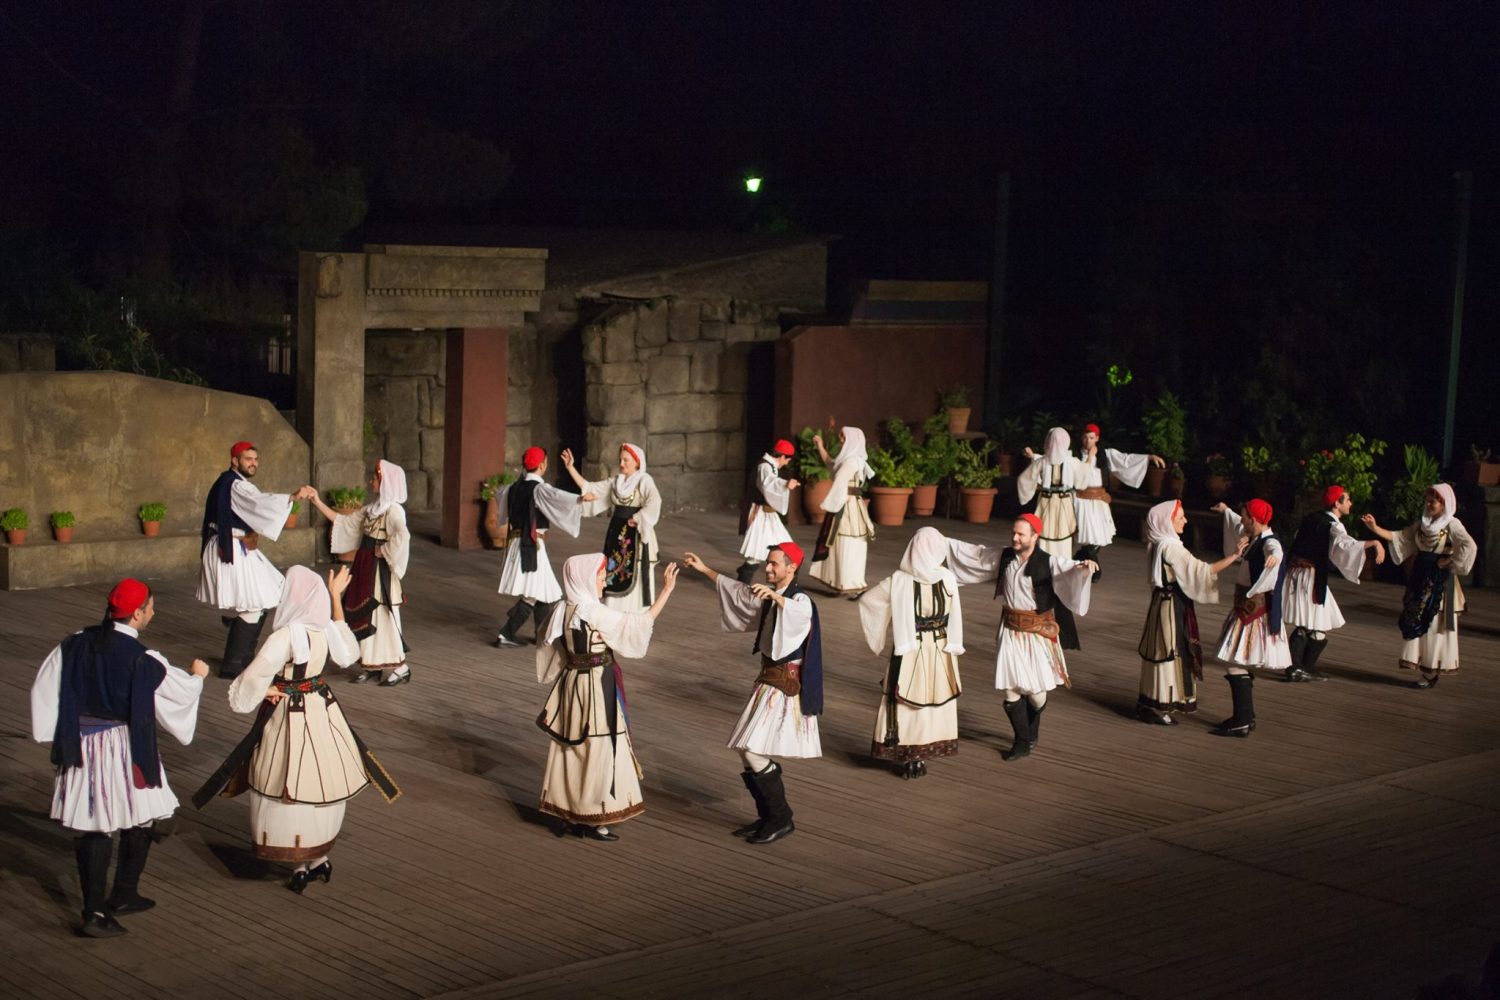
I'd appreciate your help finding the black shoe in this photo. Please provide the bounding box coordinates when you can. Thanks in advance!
[578,826,619,842]
[732,820,763,838]
[1137,704,1177,726]
[913,760,928,778]
[104,893,156,916]
[288,869,310,894]
[747,819,794,844]
[308,860,332,884]
[1209,719,1253,738]
[899,761,915,780]
[378,668,411,687]
[350,669,377,684]
[1001,741,1033,761]
[79,912,126,938]
[1411,672,1441,690]
[493,634,527,648]
[1285,668,1328,684]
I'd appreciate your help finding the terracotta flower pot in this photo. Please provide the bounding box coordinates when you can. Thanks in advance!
[5,528,25,545]
[960,487,998,524]
[946,407,972,436]
[802,479,834,520]
[483,496,504,549]
[996,452,1015,477]
[285,512,299,530]
[1480,462,1500,488]
[1144,466,1167,498]
[53,526,73,543]
[141,520,161,538]
[911,484,940,517]
[868,486,913,526]
[1205,474,1231,499]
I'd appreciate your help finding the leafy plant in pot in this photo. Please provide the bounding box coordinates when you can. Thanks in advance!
[1239,444,1282,497]
[1463,445,1500,487]
[867,446,919,527]
[913,414,963,516]
[326,487,367,560]
[285,498,302,530]
[480,471,518,548]
[1203,453,1233,499]
[2,507,29,545]
[795,425,840,519]
[1141,391,1186,498]
[50,510,76,543]
[138,501,166,538]
[992,415,1025,477]
[940,384,971,435]
[954,441,1002,523]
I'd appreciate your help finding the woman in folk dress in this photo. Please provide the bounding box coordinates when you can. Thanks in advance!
[307,459,412,686]
[857,528,965,778]
[1362,484,1477,689]
[198,566,399,893]
[562,443,663,613]
[809,426,876,596]
[1018,427,1089,560]
[536,554,679,841]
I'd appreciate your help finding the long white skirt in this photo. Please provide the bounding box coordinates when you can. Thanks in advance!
[1035,493,1077,559]
[497,538,564,603]
[1074,497,1117,547]
[51,724,179,833]
[1282,565,1346,632]
[993,628,1066,695]
[810,500,873,593]
[1400,614,1462,674]
[740,508,793,561]
[539,734,645,826]
[250,794,346,862]
[1216,605,1293,670]
[871,643,961,762]
[197,536,285,613]
[728,684,822,758]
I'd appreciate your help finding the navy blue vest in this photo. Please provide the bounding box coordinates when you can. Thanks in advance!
[506,478,551,573]
[54,625,167,788]
[1290,511,1335,604]
[1247,533,1288,631]
[202,469,255,564]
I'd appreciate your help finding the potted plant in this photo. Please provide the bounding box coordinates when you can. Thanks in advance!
[326,487,366,561]
[1204,453,1233,499]
[480,472,517,548]
[1166,463,1187,500]
[992,415,1025,477]
[137,501,166,537]
[1240,444,1282,497]
[940,384,972,435]
[954,441,1001,523]
[867,446,918,526]
[913,414,963,516]
[795,425,839,519]
[1295,434,1387,528]
[50,510,76,543]
[1462,445,1500,487]
[2,507,28,545]
[1141,391,1186,497]
[285,498,302,530]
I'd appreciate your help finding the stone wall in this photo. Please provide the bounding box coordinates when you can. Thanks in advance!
[364,330,446,510]
[579,296,783,510]
[0,333,56,373]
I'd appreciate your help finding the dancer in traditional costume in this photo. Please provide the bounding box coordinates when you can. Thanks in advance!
[198,440,309,678]
[562,443,661,612]
[1209,498,1288,737]
[1136,500,1243,725]
[306,459,412,685]
[945,514,1095,761]
[195,566,400,893]
[535,554,679,840]
[1073,423,1163,576]
[494,447,588,648]
[1362,484,1476,689]
[809,426,875,596]
[1018,427,1088,560]
[31,579,208,937]
[734,438,799,584]
[683,543,822,844]
[858,527,964,778]
[1283,485,1385,682]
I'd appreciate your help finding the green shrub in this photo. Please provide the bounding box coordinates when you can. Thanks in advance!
[326,487,367,510]
[1390,444,1441,525]
[480,472,517,501]
[954,441,1001,488]
[50,511,76,528]
[1142,391,1187,465]
[137,501,166,522]
[1,508,29,531]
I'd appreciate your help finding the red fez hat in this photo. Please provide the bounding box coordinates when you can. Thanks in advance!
[1323,485,1346,508]
[1018,513,1043,535]
[522,446,546,471]
[1084,423,1101,436]
[1246,498,1274,525]
[770,541,805,567]
[230,441,255,458]
[772,439,795,457]
[107,578,150,618]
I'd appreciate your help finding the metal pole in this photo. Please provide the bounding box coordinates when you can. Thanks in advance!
[1441,169,1472,467]
[984,171,1011,434]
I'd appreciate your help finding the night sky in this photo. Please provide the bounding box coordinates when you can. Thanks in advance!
[3,0,1498,452]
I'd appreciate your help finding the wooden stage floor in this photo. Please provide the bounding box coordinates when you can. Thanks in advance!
[2,510,1496,999]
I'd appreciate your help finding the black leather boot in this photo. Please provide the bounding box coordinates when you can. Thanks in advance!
[76,833,125,937]
[733,769,768,838]
[219,615,266,679]
[1001,699,1033,761]
[1026,700,1046,750]
[746,763,795,844]
[1287,627,1309,672]
[494,600,533,648]
[106,826,155,915]
[1301,636,1331,680]
[531,600,558,640]
[1210,674,1256,737]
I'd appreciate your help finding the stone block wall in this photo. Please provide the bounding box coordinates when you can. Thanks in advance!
[0,333,57,373]
[364,330,445,510]
[579,297,782,510]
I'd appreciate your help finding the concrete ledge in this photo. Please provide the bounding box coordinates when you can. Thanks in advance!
[0,526,321,591]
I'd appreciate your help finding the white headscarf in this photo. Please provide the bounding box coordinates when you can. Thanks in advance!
[830,426,875,481]
[541,553,626,646]
[892,527,963,655]
[369,459,408,515]
[1043,426,1071,466]
[272,565,331,663]
[1145,499,1183,587]
[1420,483,1456,537]
[614,443,647,496]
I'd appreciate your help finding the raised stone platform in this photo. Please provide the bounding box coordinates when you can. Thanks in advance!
[0,525,321,590]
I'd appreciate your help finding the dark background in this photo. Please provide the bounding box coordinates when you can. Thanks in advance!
[2,0,1496,466]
